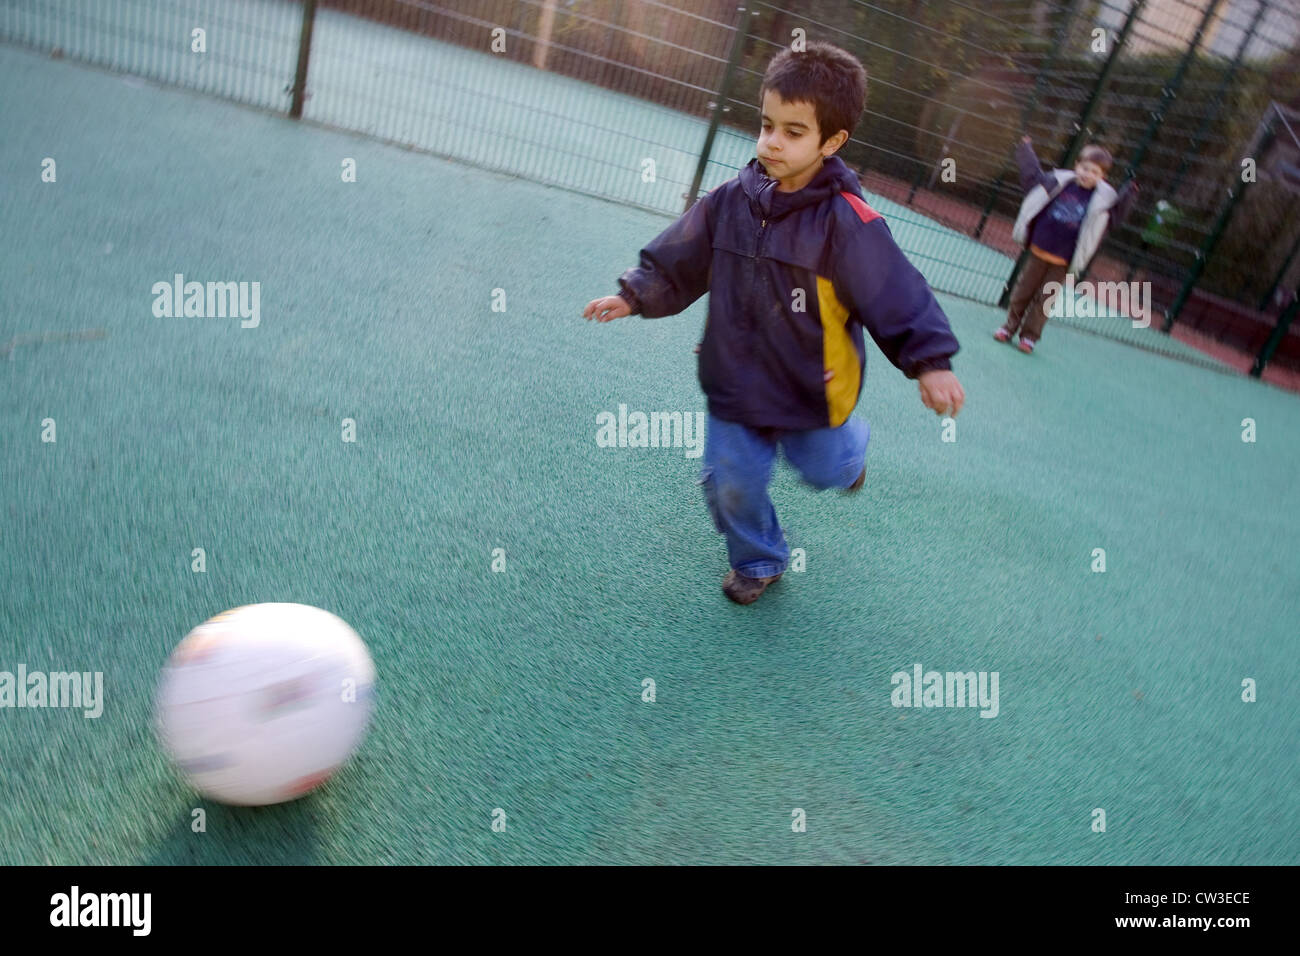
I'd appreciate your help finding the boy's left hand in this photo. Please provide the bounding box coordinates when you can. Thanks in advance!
[918,369,965,417]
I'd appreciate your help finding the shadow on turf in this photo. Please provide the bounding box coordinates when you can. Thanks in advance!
[139,798,323,865]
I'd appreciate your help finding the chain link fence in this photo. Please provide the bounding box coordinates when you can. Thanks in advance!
[4,0,1299,376]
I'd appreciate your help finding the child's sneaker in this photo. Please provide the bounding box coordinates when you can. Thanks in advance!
[993,328,1013,343]
[723,569,781,605]
[1017,336,1036,354]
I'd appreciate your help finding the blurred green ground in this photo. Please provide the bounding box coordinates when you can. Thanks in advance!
[1,43,1298,865]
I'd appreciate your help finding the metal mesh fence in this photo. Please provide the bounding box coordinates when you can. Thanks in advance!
[301,0,739,210]
[3,0,1299,375]
[714,0,1300,370]
[0,0,303,113]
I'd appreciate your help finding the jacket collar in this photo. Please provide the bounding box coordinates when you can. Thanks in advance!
[1052,169,1118,209]
[739,155,861,219]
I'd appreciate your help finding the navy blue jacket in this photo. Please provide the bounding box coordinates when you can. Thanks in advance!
[617,155,960,430]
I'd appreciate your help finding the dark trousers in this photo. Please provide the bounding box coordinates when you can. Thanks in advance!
[1002,253,1068,341]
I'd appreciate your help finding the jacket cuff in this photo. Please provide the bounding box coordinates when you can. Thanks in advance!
[616,283,642,315]
[907,357,953,379]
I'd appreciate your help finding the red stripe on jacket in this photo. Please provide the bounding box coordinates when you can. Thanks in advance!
[840,192,882,224]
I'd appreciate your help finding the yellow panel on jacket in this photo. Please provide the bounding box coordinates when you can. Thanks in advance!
[818,275,859,427]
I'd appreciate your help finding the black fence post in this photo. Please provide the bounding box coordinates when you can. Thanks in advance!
[687,5,754,212]
[1258,224,1300,312]
[1251,287,1299,377]
[906,161,926,206]
[1125,0,1265,287]
[998,0,1147,309]
[290,0,317,119]
[888,0,924,186]
[1084,0,1221,291]
[1163,1,1265,206]
[1124,0,1221,184]
[974,0,1080,241]
[1164,115,1277,331]
[1058,0,1145,169]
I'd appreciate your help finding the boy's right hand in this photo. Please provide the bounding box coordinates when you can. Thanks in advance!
[584,295,632,322]
[918,369,965,418]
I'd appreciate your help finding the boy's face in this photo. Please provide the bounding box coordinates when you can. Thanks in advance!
[1074,159,1105,189]
[758,90,848,193]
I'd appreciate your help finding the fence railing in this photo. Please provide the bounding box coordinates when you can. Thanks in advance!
[3,0,1298,376]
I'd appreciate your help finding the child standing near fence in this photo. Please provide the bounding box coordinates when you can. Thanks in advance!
[999,135,1139,353]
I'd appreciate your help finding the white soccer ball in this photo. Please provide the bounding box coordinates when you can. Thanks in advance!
[156,603,376,806]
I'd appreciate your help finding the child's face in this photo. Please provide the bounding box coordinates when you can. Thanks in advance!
[1074,160,1106,189]
[758,90,847,192]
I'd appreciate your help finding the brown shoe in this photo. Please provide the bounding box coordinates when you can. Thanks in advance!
[723,569,781,605]
[845,466,866,494]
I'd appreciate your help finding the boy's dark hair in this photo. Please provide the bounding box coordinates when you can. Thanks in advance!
[760,42,868,147]
[1078,144,1113,173]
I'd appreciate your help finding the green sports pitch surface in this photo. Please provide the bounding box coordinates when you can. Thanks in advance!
[1,43,1298,865]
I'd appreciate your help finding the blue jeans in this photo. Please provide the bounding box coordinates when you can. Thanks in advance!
[698,412,870,579]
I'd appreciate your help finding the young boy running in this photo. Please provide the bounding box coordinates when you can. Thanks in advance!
[583,42,964,604]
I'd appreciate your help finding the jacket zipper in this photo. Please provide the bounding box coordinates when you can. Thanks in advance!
[745,216,768,349]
